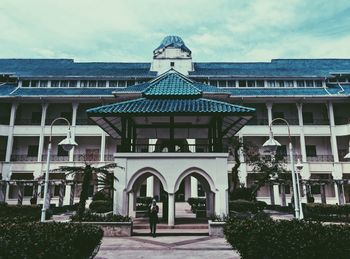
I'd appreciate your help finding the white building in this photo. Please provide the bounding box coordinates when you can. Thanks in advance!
[1,36,350,225]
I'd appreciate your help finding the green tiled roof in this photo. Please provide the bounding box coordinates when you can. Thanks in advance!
[142,70,202,97]
[87,97,255,115]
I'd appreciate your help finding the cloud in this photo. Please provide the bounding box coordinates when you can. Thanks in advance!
[0,0,349,61]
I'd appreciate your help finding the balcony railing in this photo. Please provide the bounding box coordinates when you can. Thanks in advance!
[42,155,69,162]
[306,155,334,162]
[11,155,38,161]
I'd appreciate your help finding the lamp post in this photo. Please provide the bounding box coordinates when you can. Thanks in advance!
[262,118,304,220]
[40,117,78,222]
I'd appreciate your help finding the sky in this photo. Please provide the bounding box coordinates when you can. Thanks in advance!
[0,0,350,62]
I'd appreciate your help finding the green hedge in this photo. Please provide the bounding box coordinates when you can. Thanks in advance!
[265,204,293,213]
[230,187,255,201]
[229,199,267,214]
[0,203,52,222]
[304,203,350,222]
[71,211,131,222]
[0,222,103,259]
[187,197,206,213]
[224,218,350,259]
[89,200,113,213]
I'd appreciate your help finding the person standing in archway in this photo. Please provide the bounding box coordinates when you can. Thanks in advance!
[149,198,159,237]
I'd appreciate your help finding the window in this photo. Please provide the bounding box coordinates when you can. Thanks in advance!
[273,112,284,119]
[88,81,97,87]
[97,81,106,87]
[315,80,323,87]
[247,81,255,87]
[239,80,246,87]
[51,80,60,87]
[256,80,264,87]
[31,112,41,124]
[80,80,88,87]
[305,80,314,87]
[57,145,69,157]
[303,112,314,124]
[22,80,30,87]
[227,80,236,87]
[27,145,38,157]
[69,81,77,87]
[311,185,321,195]
[284,80,294,87]
[170,62,175,67]
[306,145,317,157]
[31,80,39,87]
[61,81,69,87]
[267,81,276,87]
[39,81,48,87]
[218,80,226,88]
[297,81,305,87]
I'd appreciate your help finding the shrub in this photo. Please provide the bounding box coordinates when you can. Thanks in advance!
[224,218,350,259]
[52,204,79,215]
[265,204,293,213]
[92,190,111,201]
[0,203,52,221]
[304,203,350,222]
[0,222,103,259]
[229,199,267,214]
[71,211,131,222]
[187,197,206,213]
[230,187,255,201]
[89,200,113,213]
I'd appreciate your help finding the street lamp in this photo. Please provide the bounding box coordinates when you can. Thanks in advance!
[40,117,78,222]
[262,118,304,220]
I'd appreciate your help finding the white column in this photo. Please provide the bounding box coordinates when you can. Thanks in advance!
[63,174,74,205]
[100,132,106,162]
[128,191,136,217]
[146,176,154,197]
[328,102,339,162]
[266,102,273,125]
[5,103,18,163]
[215,188,228,216]
[37,103,48,162]
[184,176,191,201]
[190,177,198,198]
[69,103,78,162]
[273,184,281,205]
[168,193,175,227]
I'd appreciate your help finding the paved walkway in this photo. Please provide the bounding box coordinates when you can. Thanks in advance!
[95,236,240,259]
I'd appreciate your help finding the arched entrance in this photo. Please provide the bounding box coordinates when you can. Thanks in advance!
[126,168,168,221]
[173,168,216,223]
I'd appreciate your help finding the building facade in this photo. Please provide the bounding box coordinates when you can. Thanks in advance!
[1,36,350,223]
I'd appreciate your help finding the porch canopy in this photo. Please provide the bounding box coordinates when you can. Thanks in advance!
[87,70,255,152]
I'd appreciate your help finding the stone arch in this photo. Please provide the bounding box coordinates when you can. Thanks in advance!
[126,167,168,193]
[173,167,216,194]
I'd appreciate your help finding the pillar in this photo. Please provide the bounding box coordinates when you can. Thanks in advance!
[17,182,24,205]
[37,103,48,162]
[69,103,78,162]
[191,177,198,198]
[58,183,65,207]
[269,184,275,205]
[320,184,326,204]
[168,193,175,227]
[184,176,191,201]
[280,183,287,206]
[5,103,18,163]
[128,191,136,217]
[266,102,273,125]
[146,176,154,197]
[335,181,345,205]
[69,183,75,205]
[296,103,307,162]
[100,132,106,162]
[215,188,228,216]
[273,184,281,205]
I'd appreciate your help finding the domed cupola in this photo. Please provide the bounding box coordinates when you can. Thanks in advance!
[151,35,193,75]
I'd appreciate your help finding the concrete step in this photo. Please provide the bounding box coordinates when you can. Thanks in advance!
[133,223,208,229]
[133,228,209,236]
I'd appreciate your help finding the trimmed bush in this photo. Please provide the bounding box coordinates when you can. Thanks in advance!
[187,197,206,213]
[304,203,350,222]
[0,203,52,222]
[230,187,255,201]
[265,204,293,213]
[71,211,131,222]
[0,222,103,259]
[229,199,266,214]
[224,218,350,259]
[52,204,79,215]
[89,200,113,213]
[92,190,111,201]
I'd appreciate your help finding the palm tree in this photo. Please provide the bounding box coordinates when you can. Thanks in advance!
[55,161,121,219]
